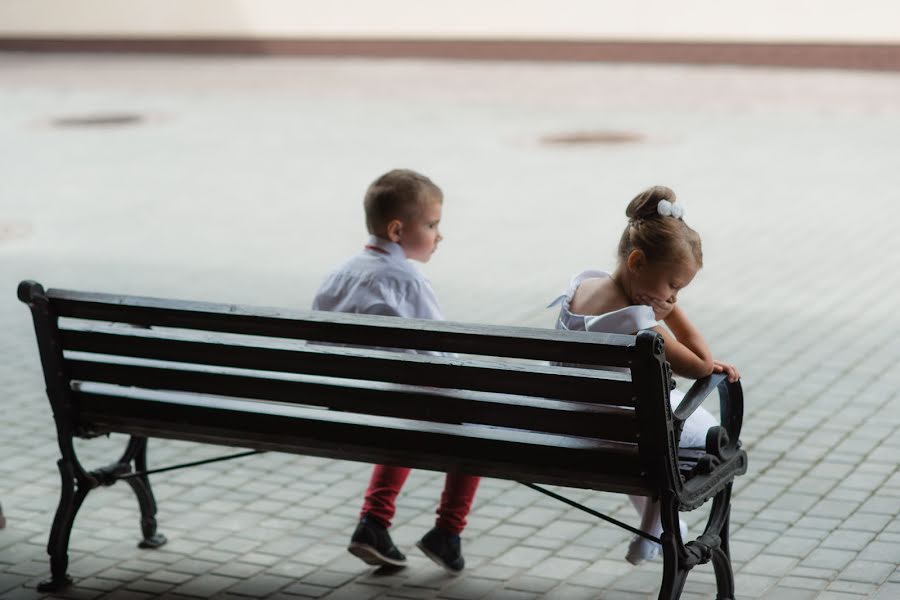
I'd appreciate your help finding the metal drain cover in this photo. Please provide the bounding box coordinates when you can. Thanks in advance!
[51,113,145,128]
[540,131,643,146]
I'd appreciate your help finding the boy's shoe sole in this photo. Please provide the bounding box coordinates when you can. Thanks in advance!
[348,542,407,567]
[415,540,463,575]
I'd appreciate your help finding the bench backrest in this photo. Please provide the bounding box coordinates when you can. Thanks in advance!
[19,281,680,496]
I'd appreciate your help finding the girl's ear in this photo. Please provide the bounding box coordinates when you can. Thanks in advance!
[626,249,646,273]
[386,219,404,243]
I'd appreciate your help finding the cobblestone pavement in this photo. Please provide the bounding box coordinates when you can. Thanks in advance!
[1,53,899,599]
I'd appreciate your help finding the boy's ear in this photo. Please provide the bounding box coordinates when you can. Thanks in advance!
[626,249,646,273]
[386,219,403,243]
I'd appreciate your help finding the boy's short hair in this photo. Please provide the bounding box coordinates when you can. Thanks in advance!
[364,169,443,236]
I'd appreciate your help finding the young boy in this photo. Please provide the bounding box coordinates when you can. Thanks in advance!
[312,169,479,574]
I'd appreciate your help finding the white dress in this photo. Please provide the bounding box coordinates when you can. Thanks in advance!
[551,269,716,563]
[550,269,717,448]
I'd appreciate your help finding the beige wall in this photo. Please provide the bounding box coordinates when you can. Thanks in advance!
[1,0,899,43]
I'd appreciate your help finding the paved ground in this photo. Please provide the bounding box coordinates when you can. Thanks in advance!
[1,53,899,599]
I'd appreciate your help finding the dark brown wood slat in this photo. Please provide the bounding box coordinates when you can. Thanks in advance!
[66,359,638,440]
[58,324,635,406]
[47,288,637,366]
[73,385,647,493]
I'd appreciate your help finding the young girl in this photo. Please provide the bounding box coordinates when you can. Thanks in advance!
[550,185,740,565]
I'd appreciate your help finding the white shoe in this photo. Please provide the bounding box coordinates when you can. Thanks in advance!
[625,536,659,565]
[625,520,687,566]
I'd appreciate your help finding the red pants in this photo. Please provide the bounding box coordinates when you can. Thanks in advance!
[361,464,480,534]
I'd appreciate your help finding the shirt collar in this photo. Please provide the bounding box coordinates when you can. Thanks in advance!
[366,235,407,261]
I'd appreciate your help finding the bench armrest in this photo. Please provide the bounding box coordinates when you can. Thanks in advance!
[673,374,747,509]
[673,373,726,423]
[673,373,744,451]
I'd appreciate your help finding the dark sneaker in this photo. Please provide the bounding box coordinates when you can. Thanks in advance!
[348,516,407,567]
[416,527,464,574]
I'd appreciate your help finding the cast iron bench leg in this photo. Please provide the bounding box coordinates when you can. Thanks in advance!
[37,436,168,591]
[659,539,690,600]
[122,437,167,548]
[657,483,737,600]
[711,498,735,600]
[37,458,88,592]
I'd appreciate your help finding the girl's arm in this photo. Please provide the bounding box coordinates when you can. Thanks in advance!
[652,304,715,379]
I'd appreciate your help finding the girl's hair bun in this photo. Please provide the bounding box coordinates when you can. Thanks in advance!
[618,186,702,267]
[625,185,676,222]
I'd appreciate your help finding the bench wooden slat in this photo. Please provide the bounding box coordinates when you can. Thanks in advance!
[73,383,648,494]
[58,324,636,406]
[48,289,636,366]
[66,356,638,441]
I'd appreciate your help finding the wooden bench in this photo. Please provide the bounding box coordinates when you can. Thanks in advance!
[18,280,748,600]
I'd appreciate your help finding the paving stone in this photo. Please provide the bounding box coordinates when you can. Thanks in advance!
[740,554,797,577]
[763,536,819,558]
[490,547,551,570]
[166,558,220,576]
[208,561,267,580]
[123,578,177,594]
[522,556,588,580]
[501,576,558,594]
[838,559,896,585]
[859,497,897,516]
[731,572,777,597]
[4,560,50,578]
[31,586,104,600]
[318,583,386,599]
[777,575,828,591]
[827,580,879,595]
[539,583,604,600]
[145,569,195,584]
[173,574,241,597]
[731,528,780,545]
[225,573,294,596]
[483,588,539,600]
[301,570,357,589]
[872,583,900,599]
[790,565,840,581]
[859,541,900,563]
[840,512,893,532]
[505,507,563,529]
[821,530,877,551]
[76,576,126,592]
[605,567,661,595]
[101,590,155,600]
[0,575,31,595]
[435,577,499,599]
[809,499,862,520]
[801,548,859,571]
[534,520,593,541]
[757,586,818,599]
[386,586,445,599]
[281,581,332,597]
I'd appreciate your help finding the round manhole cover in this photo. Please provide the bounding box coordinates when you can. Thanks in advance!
[540,131,644,146]
[50,113,145,128]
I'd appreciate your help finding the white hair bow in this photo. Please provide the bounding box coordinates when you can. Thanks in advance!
[657,199,685,219]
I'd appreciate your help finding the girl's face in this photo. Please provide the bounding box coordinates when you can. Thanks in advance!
[399,197,443,262]
[629,253,699,306]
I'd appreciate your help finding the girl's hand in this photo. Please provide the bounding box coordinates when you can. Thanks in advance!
[636,294,675,320]
[712,359,740,383]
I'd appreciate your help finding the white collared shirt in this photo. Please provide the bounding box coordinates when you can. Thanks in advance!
[312,235,444,320]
